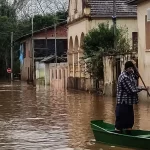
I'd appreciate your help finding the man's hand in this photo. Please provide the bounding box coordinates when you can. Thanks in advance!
[131,59,136,66]
[142,88,148,91]
[144,87,149,91]
[139,86,149,91]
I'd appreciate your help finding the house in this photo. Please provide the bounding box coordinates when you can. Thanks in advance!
[128,0,150,99]
[15,21,68,82]
[67,0,138,95]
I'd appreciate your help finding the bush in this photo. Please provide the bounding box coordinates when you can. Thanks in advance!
[82,22,131,80]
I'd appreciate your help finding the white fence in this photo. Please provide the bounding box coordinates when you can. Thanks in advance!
[36,62,68,89]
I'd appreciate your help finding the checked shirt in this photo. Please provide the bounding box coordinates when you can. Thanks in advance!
[116,70,140,105]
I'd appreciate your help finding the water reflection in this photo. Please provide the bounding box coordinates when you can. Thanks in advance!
[0,82,149,149]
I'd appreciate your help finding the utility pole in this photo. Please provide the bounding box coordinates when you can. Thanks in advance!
[54,14,57,67]
[31,16,35,86]
[31,0,36,86]
[113,0,117,50]
[11,32,13,81]
[112,0,117,96]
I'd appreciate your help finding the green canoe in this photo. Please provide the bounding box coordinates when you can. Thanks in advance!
[91,120,150,150]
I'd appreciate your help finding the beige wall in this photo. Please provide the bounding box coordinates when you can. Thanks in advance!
[66,0,142,96]
[68,18,138,47]
[68,19,88,47]
[67,0,138,94]
[89,18,137,45]
[68,18,138,79]
[49,63,68,89]
[68,19,88,78]
[137,1,150,88]
[103,57,114,84]
[68,0,83,22]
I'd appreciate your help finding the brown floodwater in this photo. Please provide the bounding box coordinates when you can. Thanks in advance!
[0,81,150,150]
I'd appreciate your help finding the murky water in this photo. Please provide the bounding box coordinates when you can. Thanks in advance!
[0,81,150,150]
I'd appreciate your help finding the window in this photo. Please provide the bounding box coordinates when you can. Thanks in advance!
[132,32,138,51]
[145,15,150,49]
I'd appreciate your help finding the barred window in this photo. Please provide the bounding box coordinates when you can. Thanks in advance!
[145,15,150,49]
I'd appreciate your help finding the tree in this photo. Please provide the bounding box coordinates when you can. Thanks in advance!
[82,22,131,80]
[0,0,17,78]
[0,0,68,78]
[14,10,67,39]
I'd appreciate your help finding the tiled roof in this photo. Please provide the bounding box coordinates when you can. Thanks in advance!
[87,0,137,18]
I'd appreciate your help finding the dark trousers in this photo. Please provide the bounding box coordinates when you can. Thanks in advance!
[115,104,134,130]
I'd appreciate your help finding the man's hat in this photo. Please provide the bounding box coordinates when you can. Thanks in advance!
[125,61,134,70]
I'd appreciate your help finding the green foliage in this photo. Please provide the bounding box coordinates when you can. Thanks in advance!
[0,0,67,78]
[0,1,16,77]
[0,0,16,18]
[85,49,104,80]
[83,23,114,56]
[15,11,67,38]
[82,22,131,80]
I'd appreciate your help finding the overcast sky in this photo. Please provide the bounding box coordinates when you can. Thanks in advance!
[9,0,68,18]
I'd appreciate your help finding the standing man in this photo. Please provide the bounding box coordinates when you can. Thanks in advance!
[115,61,147,135]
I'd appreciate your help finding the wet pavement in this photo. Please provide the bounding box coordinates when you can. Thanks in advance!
[0,81,150,150]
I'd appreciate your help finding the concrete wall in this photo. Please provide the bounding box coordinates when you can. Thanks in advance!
[67,77,93,91]
[48,63,68,89]
[103,56,115,96]
[49,63,68,89]
[137,1,150,99]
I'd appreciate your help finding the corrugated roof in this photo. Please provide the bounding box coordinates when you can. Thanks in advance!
[87,0,137,18]
[127,0,147,5]
[41,55,67,63]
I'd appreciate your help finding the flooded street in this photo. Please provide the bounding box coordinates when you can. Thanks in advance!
[0,81,150,150]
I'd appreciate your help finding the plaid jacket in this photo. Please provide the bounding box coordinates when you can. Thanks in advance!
[116,70,140,105]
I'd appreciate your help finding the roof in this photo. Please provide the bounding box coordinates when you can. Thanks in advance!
[34,57,45,61]
[41,55,67,63]
[127,0,147,5]
[15,21,67,43]
[87,0,137,18]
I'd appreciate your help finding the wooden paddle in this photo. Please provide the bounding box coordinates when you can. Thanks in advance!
[133,65,150,97]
